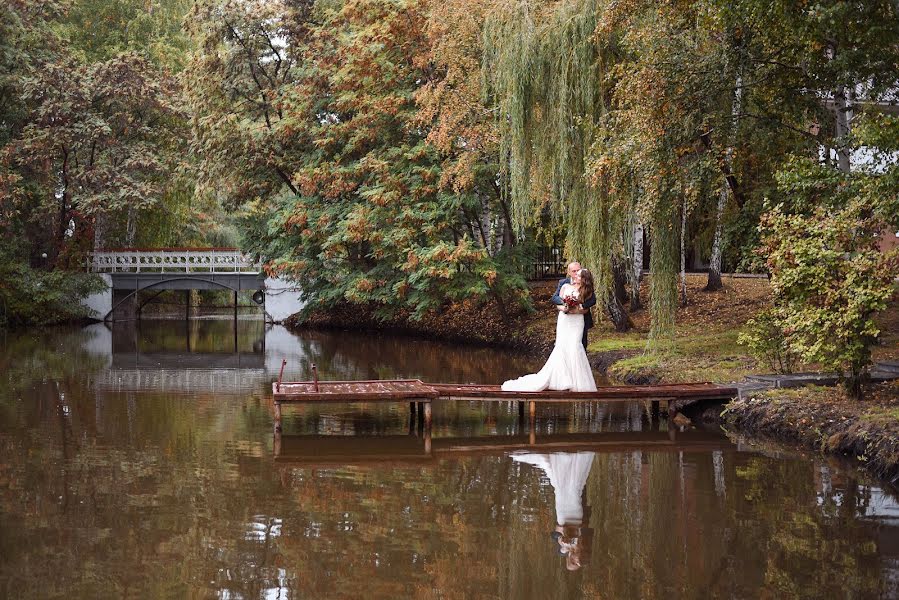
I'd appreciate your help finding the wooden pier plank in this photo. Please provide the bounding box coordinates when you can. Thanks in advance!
[274,378,439,402]
[273,378,737,402]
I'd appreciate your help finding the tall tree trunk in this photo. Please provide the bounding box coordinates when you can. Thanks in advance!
[707,74,743,291]
[630,222,644,310]
[493,181,516,247]
[125,206,137,247]
[94,213,108,253]
[679,197,688,308]
[605,292,633,332]
[833,85,853,173]
[612,256,628,305]
[54,148,70,266]
[705,184,728,291]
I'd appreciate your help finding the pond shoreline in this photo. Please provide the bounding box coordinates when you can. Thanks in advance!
[721,384,899,485]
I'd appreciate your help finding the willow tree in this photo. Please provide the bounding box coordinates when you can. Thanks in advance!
[483,0,633,331]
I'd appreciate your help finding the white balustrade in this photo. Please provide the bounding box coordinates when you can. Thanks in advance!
[88,248,259,273]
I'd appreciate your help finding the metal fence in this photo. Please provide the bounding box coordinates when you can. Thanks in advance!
[530,247,566,280]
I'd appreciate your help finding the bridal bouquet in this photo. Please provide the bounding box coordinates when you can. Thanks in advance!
[562,294,580,310]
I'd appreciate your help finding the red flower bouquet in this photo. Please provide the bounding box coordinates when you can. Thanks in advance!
[562,294,580,310]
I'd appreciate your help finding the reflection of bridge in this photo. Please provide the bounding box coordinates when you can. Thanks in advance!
[273,430,737,465]
[96,368,268,394]
[82,248,304,322]
[111,352,265,370]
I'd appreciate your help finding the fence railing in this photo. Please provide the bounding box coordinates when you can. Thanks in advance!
[88,248,259,273]
[530,247,566,280]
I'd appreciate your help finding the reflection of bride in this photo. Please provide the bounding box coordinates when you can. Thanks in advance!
[501,270,597,393]
[513,452,595,570]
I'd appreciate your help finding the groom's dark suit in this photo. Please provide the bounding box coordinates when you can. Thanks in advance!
[551,278,596,349]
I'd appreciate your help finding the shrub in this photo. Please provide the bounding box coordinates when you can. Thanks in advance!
[738,308,800,374]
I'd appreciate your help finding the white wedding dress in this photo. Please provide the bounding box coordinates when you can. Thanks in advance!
[502,284,597,392]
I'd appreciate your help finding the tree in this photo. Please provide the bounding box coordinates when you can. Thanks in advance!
[238,0,528,320]
[183,0,311,205]
[5,53,184,258]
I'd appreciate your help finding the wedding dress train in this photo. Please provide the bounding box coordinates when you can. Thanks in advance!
[501,284,597,393]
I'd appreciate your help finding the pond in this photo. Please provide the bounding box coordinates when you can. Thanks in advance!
[1,319,897,599]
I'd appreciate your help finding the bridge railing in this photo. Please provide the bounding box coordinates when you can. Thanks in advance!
[88,248,259,273]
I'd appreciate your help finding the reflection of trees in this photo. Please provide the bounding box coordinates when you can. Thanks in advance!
[280,329,543,384]
[0,327,109,398]
[1,325,896,598]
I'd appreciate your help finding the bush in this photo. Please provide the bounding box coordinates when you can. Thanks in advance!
[756,195,897,398]
[738,308,800,374]
[0,253,105,328]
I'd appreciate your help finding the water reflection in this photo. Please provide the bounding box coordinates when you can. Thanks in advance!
[0,321,898,599]
[513,453,595,571]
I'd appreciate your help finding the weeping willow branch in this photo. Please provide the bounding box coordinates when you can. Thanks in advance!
[484,0,634,330]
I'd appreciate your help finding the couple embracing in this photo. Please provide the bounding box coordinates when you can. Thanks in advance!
[502,262,598,393]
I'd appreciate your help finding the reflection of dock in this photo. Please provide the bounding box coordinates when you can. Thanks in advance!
[273,430,738,465]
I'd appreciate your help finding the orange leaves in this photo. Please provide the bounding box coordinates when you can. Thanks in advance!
[355,277,375,293]
[285,210,308,231]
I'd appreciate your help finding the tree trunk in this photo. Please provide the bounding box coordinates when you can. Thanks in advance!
[125,206,137,247]
[705,184,727,291]
[605,293,633,332]
[631,222,644,310]
[706,73,743,291]
[679,197,688,308]
[612,256,628,305]
[833,85,853,173]
[94,213,108,253]
[493,181,516,247]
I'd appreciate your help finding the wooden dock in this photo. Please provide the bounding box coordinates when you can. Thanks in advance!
[271,376,738,432]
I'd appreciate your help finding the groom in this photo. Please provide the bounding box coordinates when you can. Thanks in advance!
[551,261,596,349]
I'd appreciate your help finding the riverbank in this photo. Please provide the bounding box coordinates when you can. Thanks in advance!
[722,381,899,484]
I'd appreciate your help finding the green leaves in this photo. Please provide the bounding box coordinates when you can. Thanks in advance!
[752,153,898,396]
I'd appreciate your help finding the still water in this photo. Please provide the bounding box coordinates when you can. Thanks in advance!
[1,319,898,599]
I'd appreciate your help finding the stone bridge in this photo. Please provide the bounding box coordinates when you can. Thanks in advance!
[82,248,304,323]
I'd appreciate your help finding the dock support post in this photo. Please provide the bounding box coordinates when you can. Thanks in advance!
[424,401,432,430]
[233,290,238,324]
[273,428,282,457]
[528,401,536,444]
[273,401,282,433]
[409,402,417,434]
[424,427,432,455]
[529,412,536,445]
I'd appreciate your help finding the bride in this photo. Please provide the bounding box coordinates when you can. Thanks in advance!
[502,268,597,392]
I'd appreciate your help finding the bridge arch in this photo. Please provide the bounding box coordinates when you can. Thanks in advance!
[105,277,264,321]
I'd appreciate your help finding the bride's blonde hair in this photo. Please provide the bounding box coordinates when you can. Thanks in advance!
[578,269,595,302]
